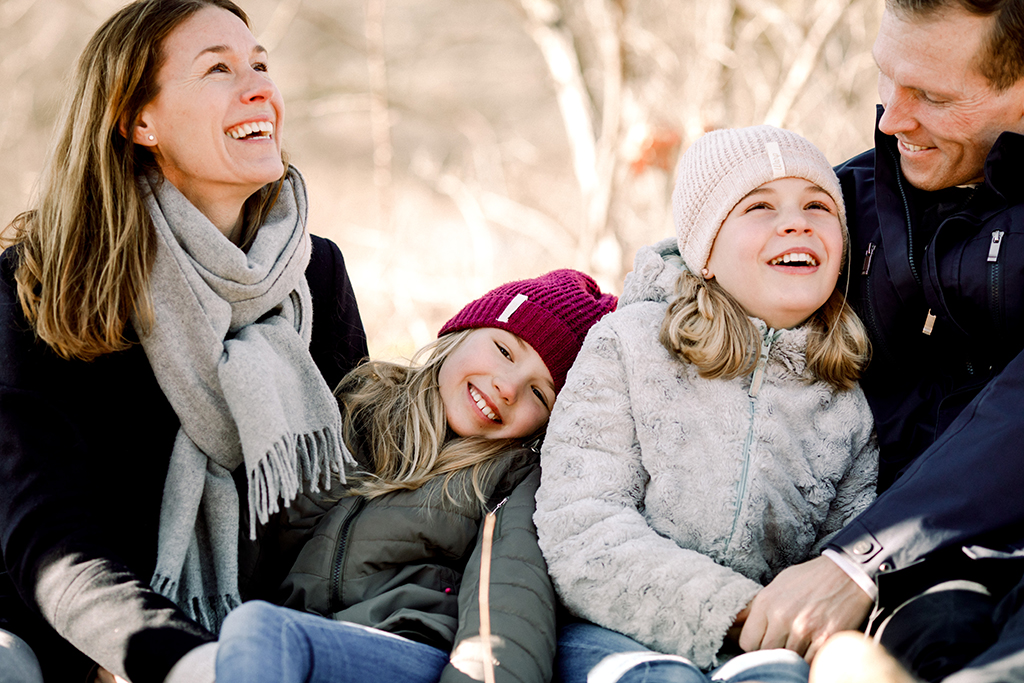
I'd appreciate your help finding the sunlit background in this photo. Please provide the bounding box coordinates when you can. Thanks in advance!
[0,0,883,359]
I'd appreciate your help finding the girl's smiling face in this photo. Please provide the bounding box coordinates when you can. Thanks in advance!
[704,177,844,329]
[133,6,285,220]
[438,328,555,440]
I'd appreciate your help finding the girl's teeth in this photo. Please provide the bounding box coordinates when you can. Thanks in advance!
[771,253,818,266]
[469,386,498,421]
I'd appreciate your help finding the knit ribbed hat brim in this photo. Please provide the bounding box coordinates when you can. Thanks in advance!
[671,125,846,275]
[438,269,617,392]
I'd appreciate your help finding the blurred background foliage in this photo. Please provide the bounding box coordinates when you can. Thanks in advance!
[0,0,883,358]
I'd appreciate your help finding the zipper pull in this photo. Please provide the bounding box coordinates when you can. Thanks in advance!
[987,230,1005,263]
[861,242,876,275]
[922,309,936,336]
[748,328,776,398]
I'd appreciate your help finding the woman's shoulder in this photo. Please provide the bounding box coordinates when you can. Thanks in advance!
[1,244,21,306]
[306,234,344,287]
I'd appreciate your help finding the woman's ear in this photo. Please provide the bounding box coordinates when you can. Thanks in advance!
[128,110,157,147]
[701,266,713,280]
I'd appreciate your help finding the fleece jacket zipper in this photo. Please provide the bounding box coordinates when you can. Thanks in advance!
[727,327,778,550]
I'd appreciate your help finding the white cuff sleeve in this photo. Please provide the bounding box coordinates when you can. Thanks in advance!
[822,548,878,601]
[162,642,218,683]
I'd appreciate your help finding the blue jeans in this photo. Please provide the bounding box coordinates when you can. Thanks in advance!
[556,622,809,683]
[216,601,450,683]
[0,629,43,683]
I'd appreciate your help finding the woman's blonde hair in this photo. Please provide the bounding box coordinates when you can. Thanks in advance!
[659,269,870,391]
[337,330,535,508]
[3,0,285,361]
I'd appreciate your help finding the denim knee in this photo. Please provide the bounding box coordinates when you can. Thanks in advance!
[0,629,44,683]
[710,649,809,683]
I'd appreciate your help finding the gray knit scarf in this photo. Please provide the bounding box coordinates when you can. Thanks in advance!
[136,167,350,632]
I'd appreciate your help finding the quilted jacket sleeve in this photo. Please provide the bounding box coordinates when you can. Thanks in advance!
[533,319,761,670]
[443,467,556,683]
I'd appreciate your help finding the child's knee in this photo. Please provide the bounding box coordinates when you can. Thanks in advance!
[0,628,44,683]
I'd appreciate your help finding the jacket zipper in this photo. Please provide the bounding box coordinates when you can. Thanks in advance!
[988,229,1004,347]
[888,144,920,287]
[861,242,876,276]
[728,328,777,549]
[330,496,367,611]
[859,241,894,363]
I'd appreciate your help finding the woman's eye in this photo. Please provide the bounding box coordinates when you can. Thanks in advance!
[806,201,832,212]
[745,202,770,212]
[253,62,269,73]
[208,63,230,74]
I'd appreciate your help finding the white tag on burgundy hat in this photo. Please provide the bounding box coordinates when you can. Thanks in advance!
[497,293,528,322]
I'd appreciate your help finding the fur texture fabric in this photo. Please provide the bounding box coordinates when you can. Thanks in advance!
[534,237,877,669]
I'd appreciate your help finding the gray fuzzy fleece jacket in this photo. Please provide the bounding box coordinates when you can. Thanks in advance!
[534,238,877,670]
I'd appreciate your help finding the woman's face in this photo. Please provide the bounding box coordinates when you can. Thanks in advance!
[438,328,556,440]
[134,6,285,216]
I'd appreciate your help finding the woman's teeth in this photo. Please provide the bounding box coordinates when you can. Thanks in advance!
[227,121,274,139]
[469,386,499,422]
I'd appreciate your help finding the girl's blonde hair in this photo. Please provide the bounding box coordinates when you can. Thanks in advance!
[3,0,285,362]
[659,269,870,391]
[337,330,536,508]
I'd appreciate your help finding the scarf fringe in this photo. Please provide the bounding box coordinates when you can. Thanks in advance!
[152,574,242,633]
[246,426,353,539]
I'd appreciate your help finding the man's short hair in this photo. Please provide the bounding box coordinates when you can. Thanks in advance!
[888,0,1024,90]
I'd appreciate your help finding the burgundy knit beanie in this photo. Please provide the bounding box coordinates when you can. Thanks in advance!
[438,269,617,392]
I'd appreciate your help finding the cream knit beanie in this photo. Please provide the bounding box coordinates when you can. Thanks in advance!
[671,125,846,275]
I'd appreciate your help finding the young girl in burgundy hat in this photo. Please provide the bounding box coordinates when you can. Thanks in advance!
[214,269,616,683]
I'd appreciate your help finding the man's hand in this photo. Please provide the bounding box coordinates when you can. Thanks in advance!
[725,602,753,643]
[738,555,873,662]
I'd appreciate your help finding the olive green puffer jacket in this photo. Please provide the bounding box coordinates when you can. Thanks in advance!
[276,447,556,683]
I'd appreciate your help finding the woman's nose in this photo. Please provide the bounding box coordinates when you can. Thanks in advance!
[241,70,276,104]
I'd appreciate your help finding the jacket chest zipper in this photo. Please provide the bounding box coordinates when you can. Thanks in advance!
[988,229,1005,354]
[728,329,776,549]
[889,144,939,336]
[861,242,876,276]
[330,496,366,610]
[889,145,920,287]
[859,241,893,362]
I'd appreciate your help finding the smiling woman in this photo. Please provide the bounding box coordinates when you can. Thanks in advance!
[0,2,368,683]
[132,5,286,239]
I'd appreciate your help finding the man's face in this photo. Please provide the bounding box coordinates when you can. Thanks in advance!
[873,7,1024,190]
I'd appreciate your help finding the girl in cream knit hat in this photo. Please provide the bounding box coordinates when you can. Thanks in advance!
[534,126,878,683]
